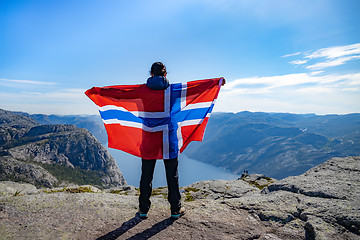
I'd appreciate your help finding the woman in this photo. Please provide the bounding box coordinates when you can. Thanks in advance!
[138,62,185,219]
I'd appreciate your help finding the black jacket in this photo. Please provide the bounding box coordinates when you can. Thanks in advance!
[146,76,169,90]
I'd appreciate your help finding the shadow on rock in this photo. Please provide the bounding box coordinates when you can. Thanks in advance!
[126,217,176,240]
[96,215,143,240]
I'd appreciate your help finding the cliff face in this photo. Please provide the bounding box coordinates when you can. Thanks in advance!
[0,109,126,188]
[0,109,39,146]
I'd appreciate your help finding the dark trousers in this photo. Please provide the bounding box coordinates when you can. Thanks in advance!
[139,158,181,213]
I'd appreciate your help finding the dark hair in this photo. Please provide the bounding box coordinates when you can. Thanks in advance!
[150,62,167,76]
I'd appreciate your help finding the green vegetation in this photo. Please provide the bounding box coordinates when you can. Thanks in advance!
[182,187,200,202]
[184,194,195,202]
[183,187,200,193]
[37,162,103,188]
[263,176,273,181]
[13,190,22,196]
[110,189,128,195]
[151,187,167,198]
[13,157,104,188]
[242,178,274,190]
[110,190,122,194]
[44,186,94,194]
[248,181,267,190]
[135,188,140,196]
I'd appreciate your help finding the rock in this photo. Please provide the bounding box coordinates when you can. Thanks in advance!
[244,173,267,182]
[226,156,360,240]
[0,156,358,239]
[105,185,138,196]
[15,126,125,188]
[42,185,102,194]
[0,109,39,148]
[0,109,39,129]
[305,215,341,240]
[0,181,39,196]
[241,173,276,189]
[266,156,360,201]
[0,181,304,240]
[182,179,258,200]
[0,156,58,188]
[1,110,126,188]
[24,124,77,137]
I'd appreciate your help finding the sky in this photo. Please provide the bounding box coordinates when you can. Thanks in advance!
[1,0,360,115]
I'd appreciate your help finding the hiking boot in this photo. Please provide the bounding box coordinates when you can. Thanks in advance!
[137,211,148,219]
[171,207,186,219]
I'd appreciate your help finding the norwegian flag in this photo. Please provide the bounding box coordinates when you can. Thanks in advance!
[85,77,224,159]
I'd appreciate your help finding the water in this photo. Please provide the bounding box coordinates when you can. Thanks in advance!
[107,148,240,187]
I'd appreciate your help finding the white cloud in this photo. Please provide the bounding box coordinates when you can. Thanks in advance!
[223,72,355,91]
[215,89,360,115]
[305,43,360,59]
[0,88,97,115]
[295,86,334,94]
[216,71,360,114]
[36,88,86,101]
[222,87,271,95]
[306,55,360,70]
[1,72,359,115]
[282,52,301,58]
[290,60,308,65]
[0,78,57,85]
[309,71,324,75]
[287,43,360,70]
[341,88,359,92]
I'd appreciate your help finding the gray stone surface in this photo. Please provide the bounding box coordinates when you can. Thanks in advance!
[266,156,360,201]
[227,156,360,240]
[0,181,40,196]
[183,179,258,200]
[0,184,304,240]
[0,156,359,239]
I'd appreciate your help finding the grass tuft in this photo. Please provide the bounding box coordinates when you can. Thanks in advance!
[44,186,94,194]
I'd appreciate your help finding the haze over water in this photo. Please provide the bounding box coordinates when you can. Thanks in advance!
[108,148,240,188]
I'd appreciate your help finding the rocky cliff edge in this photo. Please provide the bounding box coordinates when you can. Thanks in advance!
[0,156,359,240]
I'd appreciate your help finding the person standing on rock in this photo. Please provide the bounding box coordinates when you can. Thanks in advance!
[138,62,184,220]
[85,62,225,220]
[138,62,225,220]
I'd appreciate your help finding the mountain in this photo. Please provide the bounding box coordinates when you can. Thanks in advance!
[0,109,126,188]
[18,112,108,144]
[184,111,360,179]
[10,109,360,180]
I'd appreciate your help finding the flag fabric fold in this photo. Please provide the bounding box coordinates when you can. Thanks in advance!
[85,77,223,159]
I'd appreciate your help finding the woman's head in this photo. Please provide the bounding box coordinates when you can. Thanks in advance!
[150,62,167,76]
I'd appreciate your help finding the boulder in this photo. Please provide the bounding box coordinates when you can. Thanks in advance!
[0,181,39,196]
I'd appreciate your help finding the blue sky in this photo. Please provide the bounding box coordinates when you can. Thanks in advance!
[1,0,360,115]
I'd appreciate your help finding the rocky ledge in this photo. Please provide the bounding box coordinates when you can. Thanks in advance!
[0,156,359,239]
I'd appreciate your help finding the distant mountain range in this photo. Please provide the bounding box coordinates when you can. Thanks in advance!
[185,112,360,179]
[11,109,360,180]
